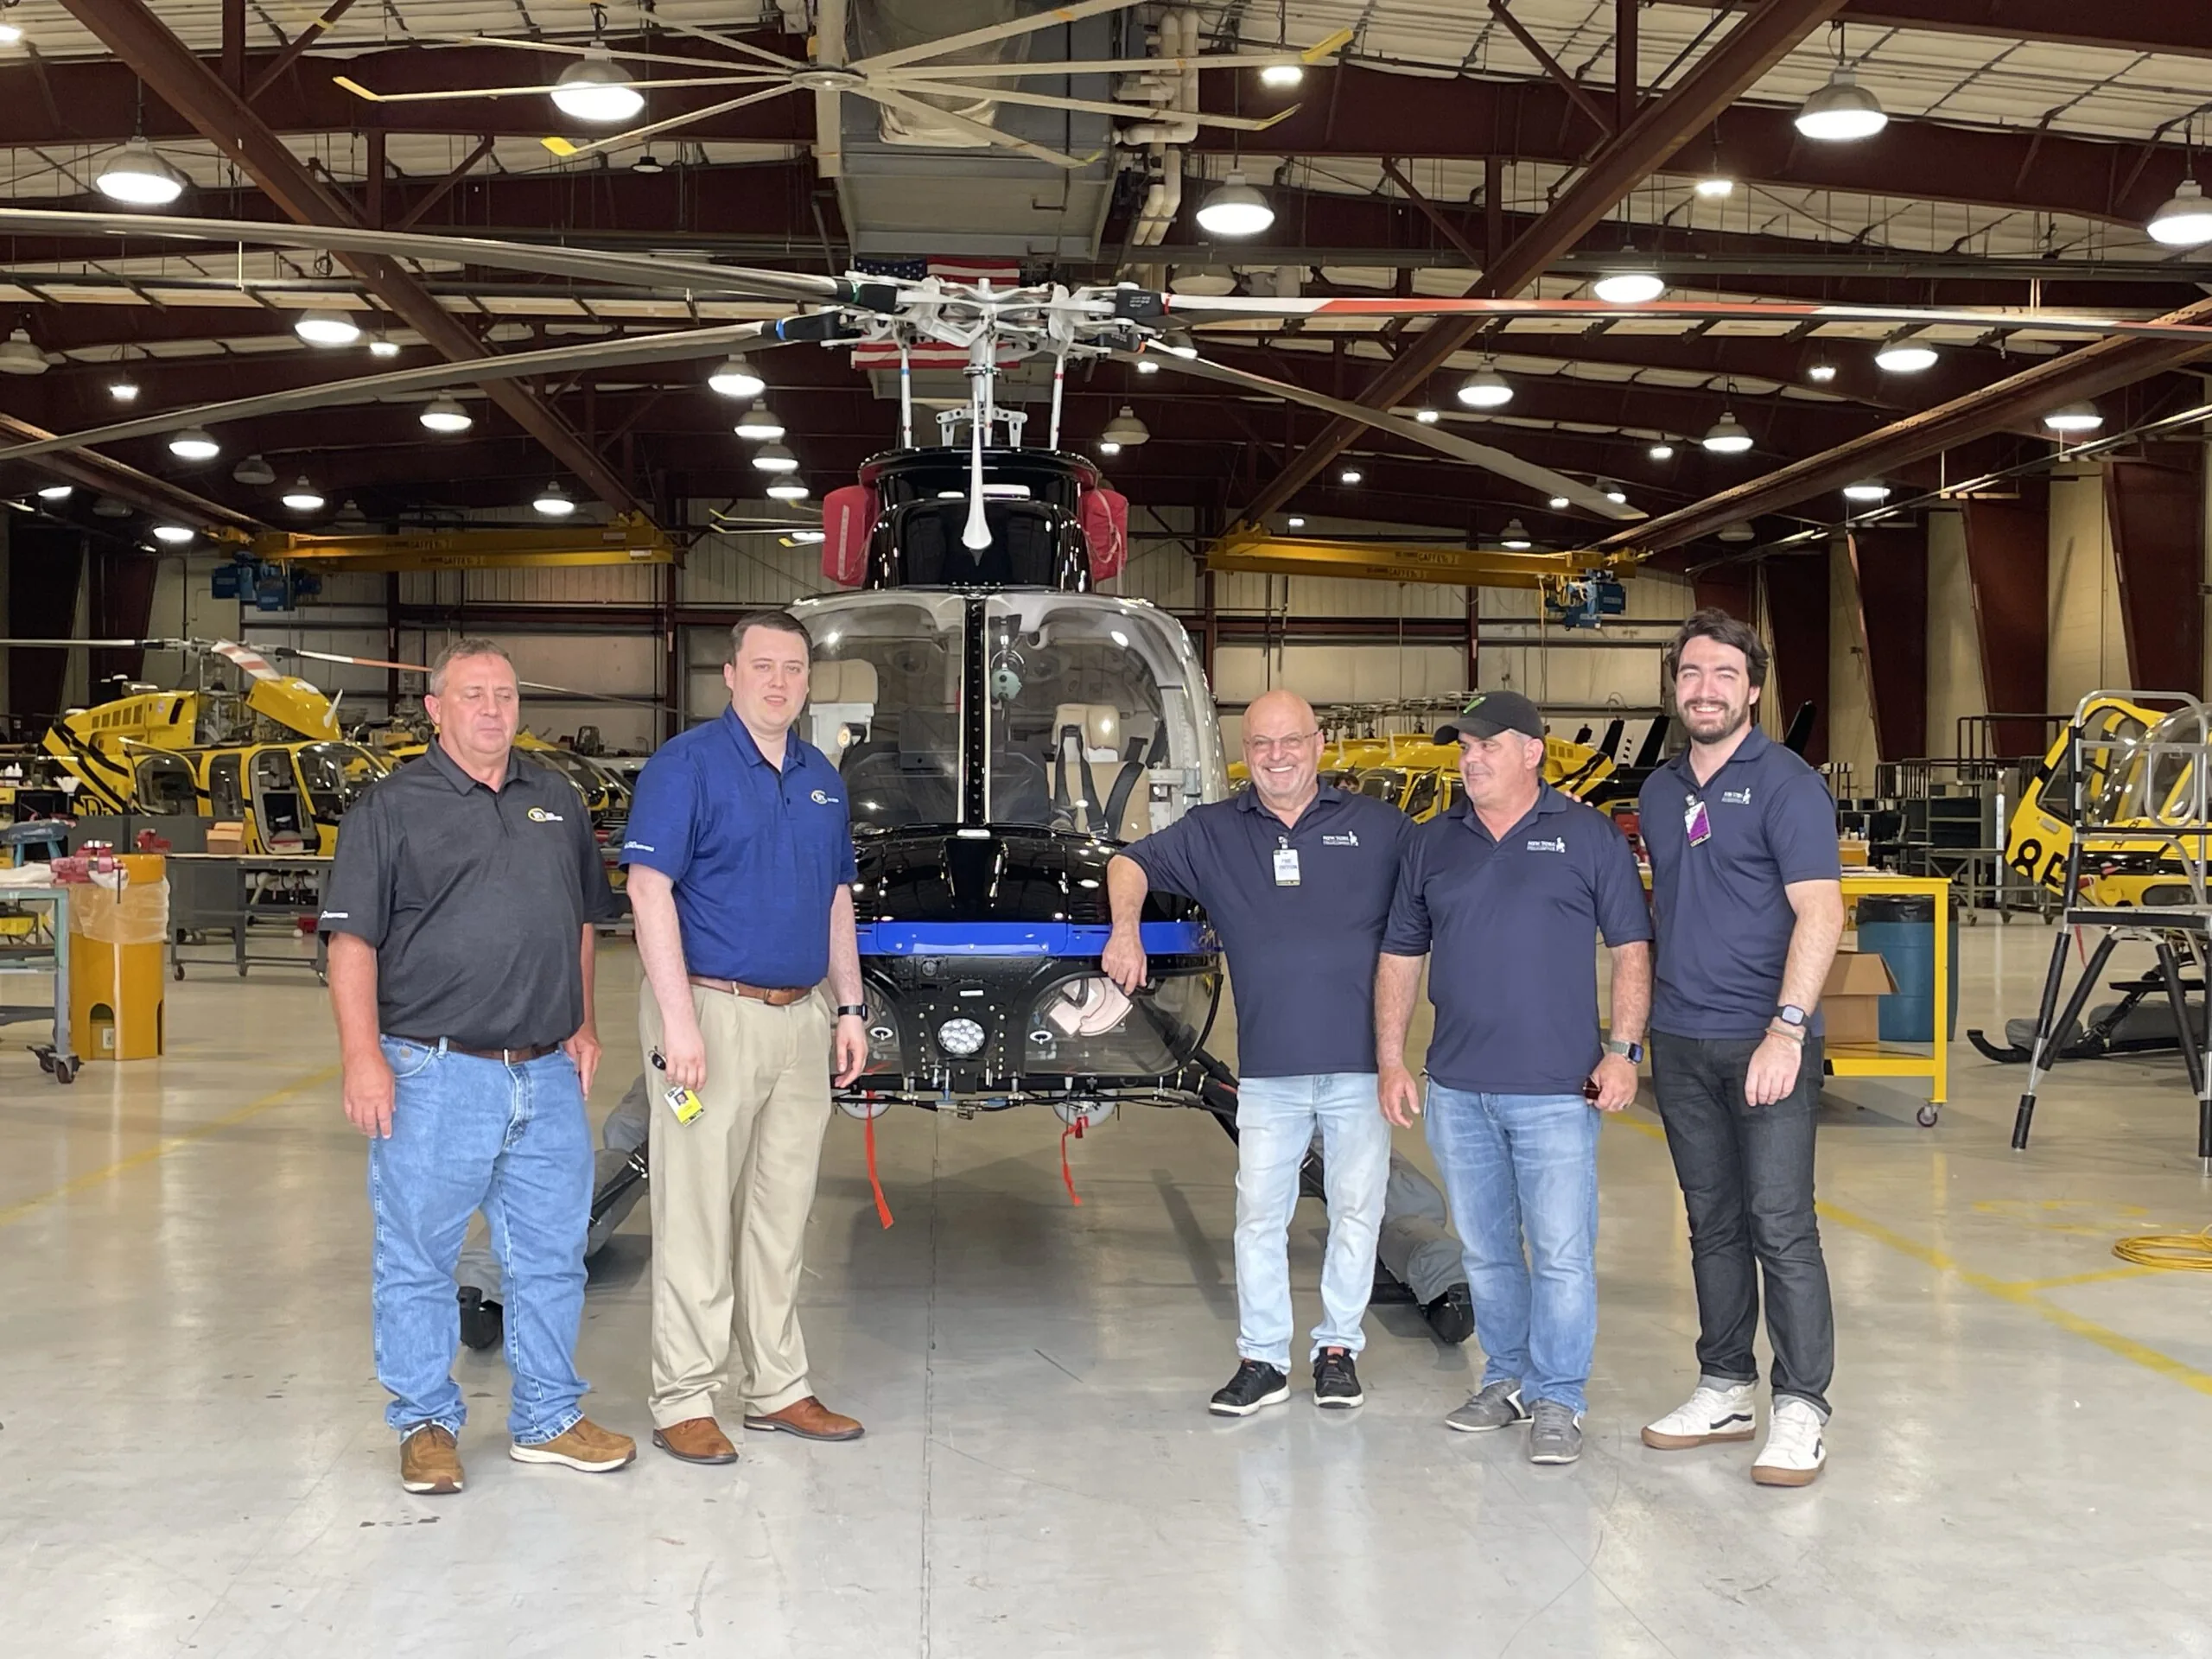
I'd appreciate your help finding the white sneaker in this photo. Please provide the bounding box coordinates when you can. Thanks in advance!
[1641,1380,1758,1450]
[1751,1398,1827,1487]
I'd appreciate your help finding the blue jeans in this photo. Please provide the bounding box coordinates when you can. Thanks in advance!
[368,1038,594,1444]
[1424,1084,1600,1414]
[1233,1073,1391,1369]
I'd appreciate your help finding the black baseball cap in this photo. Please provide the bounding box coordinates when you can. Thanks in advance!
[1434,690,1546,745]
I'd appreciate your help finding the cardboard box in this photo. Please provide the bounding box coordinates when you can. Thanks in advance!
[1821,950,1897,1045]
[205,821,245,856]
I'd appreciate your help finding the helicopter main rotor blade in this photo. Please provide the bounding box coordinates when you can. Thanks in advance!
[271,646,664,709]
[1156,291,2212,344]
[1124,350,1642,522]
[0,321,788,467]
[0,209,856,307]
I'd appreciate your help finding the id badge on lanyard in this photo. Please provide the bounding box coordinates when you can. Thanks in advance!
[1273,835,1301,886]
[1684,794,1713,847]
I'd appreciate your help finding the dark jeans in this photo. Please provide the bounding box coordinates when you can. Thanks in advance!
[1649,1032,1834,1418]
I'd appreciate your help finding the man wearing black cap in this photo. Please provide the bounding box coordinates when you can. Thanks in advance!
[1376,690,1651,1465]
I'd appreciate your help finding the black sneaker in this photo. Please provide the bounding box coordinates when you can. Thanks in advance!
[1313,1346,1364,1409]
[1209,1359,1290,1417]
[1423,1283,1475,1346]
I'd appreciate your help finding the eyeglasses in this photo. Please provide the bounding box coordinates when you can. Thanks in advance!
[1244,731,1320,755]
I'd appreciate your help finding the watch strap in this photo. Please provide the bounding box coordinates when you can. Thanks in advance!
[836,1004,868,1019]
[1604,1038,1643,1062]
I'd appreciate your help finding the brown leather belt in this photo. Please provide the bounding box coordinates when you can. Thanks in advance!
[397,1038,559,1065]
[688,976,811,1007]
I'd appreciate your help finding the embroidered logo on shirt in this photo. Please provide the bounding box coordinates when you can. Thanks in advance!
[622,839,654,852]
[320,910,347,919]
[1321,832,1360,847]
[1721,787,1753,805]
[1527,836,1567,853]
[526,806,565,823]
[810,788,836,805]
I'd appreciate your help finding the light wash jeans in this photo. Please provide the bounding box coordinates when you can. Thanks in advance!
[369,1037,594,1445]
[1424,1084,1601,1414]
[1234,1072,1392,1370]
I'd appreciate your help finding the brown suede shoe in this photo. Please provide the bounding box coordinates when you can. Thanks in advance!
[743,1395,865,1442]
[508,1416,635,1474]
[399,1423,464,1495]
[652,1416,739,1465]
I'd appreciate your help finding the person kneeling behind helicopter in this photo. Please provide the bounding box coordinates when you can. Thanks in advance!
[1106,689,1412,1416]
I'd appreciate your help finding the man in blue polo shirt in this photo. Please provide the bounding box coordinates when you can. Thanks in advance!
[621,608,871,1465]
[1103,688,1409,1416]
[1377,690,1651,1465]
[1637,609,1843,1489]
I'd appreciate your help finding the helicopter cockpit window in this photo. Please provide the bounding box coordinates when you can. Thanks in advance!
[133,753,198,817]
[207,753,245,822]
[2045,706,2147,828]
[798,594,965,831]
[984,596,1227,839]
[2119,709,2212,827]
[297,742,387,820]
[251,748,308,847]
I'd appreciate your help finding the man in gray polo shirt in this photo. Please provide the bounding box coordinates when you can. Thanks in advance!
[1104,688,1409,1415]
[1637,609,1844,1489]
[1376,690,1651,1465]
[324,639,632,1496]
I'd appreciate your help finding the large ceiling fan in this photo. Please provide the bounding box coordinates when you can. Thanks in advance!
[9,207,2212,534]
[330,0,1336,175]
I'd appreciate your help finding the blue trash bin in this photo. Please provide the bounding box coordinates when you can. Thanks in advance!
[1858,893,1958,1044]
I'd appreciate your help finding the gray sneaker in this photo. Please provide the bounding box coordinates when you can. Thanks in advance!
[1445,1380,1529,1433]
[1528,1400,1584,1465]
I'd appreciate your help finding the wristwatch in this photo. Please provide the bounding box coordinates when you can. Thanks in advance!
[1604,1038,1643,1064]
[1771,1003,1809,1041]
[836,1004,868,1019]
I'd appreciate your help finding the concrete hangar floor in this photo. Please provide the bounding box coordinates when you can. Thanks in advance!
[2,929,2208,1658]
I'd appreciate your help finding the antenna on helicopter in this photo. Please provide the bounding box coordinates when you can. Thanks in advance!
[961,333,994,551]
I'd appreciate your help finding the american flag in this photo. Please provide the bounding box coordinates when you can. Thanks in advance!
[851,256,1026,370]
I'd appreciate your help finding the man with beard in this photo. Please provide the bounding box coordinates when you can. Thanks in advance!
[1104,688,1409,1416]
[1637,610,1844,1488]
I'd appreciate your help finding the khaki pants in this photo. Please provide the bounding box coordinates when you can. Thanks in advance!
[641,982,833,1427]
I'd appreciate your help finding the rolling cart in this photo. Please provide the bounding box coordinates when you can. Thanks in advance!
[0,887,77,1084]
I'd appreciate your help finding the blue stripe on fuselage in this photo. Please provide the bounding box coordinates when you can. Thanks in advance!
[855,920,1215,957]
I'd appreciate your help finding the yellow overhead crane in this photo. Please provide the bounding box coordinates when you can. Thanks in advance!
[1206,526,1643,620]
[201,515,678,571]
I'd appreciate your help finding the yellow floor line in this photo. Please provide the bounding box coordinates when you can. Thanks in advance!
[0,1062,340,1230]
[1611,1111,2212,1399]
[2002,1264,2163,1292]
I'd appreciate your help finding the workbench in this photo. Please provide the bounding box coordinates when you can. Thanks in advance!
[0,888,76,1084]
[166,854,332,982]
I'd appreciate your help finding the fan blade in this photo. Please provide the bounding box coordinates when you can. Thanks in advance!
[875,77,1294,131]
[621,18,809,72]
[890,39,1348,80]
[404,33,793,72]
[854,0,1141,75]
[1124,349,1642,521]
[862,86,1098,169]
[1159,291,2212,344]
[0,207,848,305]
[332,71,776,104]
[549,84,798,163]
[0,322,785,467]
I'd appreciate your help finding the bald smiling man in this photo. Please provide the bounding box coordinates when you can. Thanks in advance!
[1105,690,1411,1416]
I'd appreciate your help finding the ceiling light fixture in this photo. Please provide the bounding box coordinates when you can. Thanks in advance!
[1794,67,1887,142]
[1841,480,1891,502]
[1592,261,1665,305]
[0,22,24,48]
[1500,518,1533,550]
[1718,521,1755,543]
[1701,411,1753,454]
[1102,405,1151,447]
[1261,62,1303,89]
[1807,360,1839,383]
[1195,171,1275,237]
[367,332,401,359]
[551,47,644,124]
[1600,479,1629,505]
[2043,402,2105,433]
[632,151,666,175]
[733,401,785,442]
[1694,175,1735,199]
[419,397,473,433]
[293,308,360,347]
[532,481,576,517]
[1287,516,1306,529]
[1338,467,1363,486]
[752,441,800,474]
[766,479,810,502]
[95,136,187,207]
[1875,334,1938,372]
[93,495,130,518]
[1098,439,1122,456]
[36,483,72,502]
[151,523,194,544]
[109,376,139,401]
[1649,443,1675,461]
[1134,357,1160,374]
[232,454,276,486]
[0,327,46,375]
[2147,179,2212,249]
[1414,407,1440,424]
[709,354,765,398]
[281,477,326,512]
[168,427,219,461]
[1457,361,1513,409]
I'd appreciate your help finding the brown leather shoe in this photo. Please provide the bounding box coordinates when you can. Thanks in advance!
[399,1423,464,1495]
[743,1395,865,1442]
[652,1415,739,1465]
[509,1416,635,1474]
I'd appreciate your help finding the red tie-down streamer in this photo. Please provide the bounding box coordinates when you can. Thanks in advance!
[819,484,877,587]
[1078,486,1128,583]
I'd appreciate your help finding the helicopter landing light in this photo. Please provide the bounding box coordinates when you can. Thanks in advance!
[937,1018,988,1058]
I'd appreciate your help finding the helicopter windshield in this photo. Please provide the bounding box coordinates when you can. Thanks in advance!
[985,594,1225,840]
[296,742,387,818]
[802,594,967,831]
[2113,707,2212,827]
